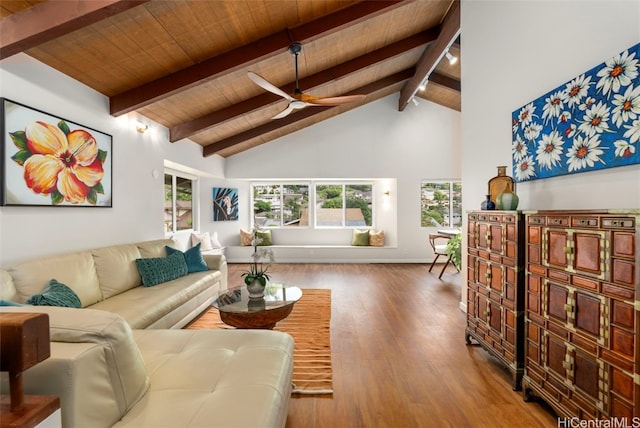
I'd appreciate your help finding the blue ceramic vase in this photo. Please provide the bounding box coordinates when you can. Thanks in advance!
[480,194,495,210]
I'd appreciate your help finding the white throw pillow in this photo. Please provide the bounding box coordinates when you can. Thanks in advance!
[191,232,214,251]
[210,231,223,249]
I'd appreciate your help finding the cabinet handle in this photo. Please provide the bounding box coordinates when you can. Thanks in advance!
[486,232,492,242]
[563,246,573,255]
[564,304,573,313]
[483,310,490,316]
[562,361,573,371]
[485,271,492,280]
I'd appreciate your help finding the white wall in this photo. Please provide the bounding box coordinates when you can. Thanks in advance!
[462,0,640,214]
[224,94,462,262]
[461,0,640,303]
[0,54,225,266]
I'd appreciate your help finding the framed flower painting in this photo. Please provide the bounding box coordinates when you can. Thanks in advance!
[511,42,640,182]
[212,187,238,221]
[1,98,112,207]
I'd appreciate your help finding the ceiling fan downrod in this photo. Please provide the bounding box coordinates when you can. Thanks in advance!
[289,42,302,95]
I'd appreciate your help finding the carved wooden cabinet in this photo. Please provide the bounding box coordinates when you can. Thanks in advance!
[522,210,640,420]
[465,210,525,390]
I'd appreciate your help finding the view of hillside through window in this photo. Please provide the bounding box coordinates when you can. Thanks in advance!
[420,181,462,228]
[316,184,372,227]
[251,182,373,228]
[253,184,309,227]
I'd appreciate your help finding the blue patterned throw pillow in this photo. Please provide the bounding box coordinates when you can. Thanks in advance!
[26,279,81,308]
[135,251,189,287]
[165,243,208,273]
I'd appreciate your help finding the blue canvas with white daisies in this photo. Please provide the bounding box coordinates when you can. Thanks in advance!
[511,42,640,182]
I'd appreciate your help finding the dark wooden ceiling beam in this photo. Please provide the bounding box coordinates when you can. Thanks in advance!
[429,72,461,92]
[398,0,460,111]
[171,28,439,142]
[0,0,150,60]
[203,68,414,157]
[110,0,406,116]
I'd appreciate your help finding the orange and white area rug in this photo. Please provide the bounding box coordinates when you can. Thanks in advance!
[186,288,333,395]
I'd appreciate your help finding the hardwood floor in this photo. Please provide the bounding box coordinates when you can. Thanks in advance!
[227,263,558,428]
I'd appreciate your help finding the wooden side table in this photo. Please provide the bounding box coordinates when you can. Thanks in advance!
[0,313,60,427]
[0,395,61,428]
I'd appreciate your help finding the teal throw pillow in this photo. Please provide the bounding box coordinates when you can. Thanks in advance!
[0,300,23,306]
[165,243,208,273]
[352,229,370,246]
[135,252,189,287]
[256,230,272,246]
[26,279,81,308]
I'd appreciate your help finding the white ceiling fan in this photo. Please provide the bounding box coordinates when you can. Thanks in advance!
[248,42,366,119]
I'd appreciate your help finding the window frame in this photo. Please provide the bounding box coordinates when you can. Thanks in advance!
[251,182,311,228]
[164,169,198,234]
[420,180,462,228]
[314,182,375,229]
[250,180,376,229]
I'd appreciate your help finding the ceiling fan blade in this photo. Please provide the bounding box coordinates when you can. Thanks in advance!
[303,94,366,106]
[272,103,297,119]
[248,72,293,101]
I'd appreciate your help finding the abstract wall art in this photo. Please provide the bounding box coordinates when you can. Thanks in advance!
[511,42,640,182]
[212,187,238,221]
[1,98,112,206]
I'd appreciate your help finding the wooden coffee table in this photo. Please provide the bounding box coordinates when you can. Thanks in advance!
[212,283,302,329]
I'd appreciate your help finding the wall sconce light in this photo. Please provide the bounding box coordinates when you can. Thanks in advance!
[445,50,457,65]
[383,190,391,197]
[136,121,149,133]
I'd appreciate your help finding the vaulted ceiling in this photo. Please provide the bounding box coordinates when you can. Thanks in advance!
[0,0,460,158]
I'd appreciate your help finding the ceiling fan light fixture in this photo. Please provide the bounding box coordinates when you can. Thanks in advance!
[445,50,457,65]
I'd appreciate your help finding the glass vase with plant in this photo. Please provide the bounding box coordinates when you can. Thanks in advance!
[241,228,275,286]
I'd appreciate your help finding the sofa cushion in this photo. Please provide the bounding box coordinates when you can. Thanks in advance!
[26,279,82,308]
[136,239,177,258]
[240,228,253,246]
[0,306,150,427]
[369,230,385,247]
[0,270,18,302]
[256,229,272,246]
[190,232,214,251]
[166,243,208,273]
[351,229,370,246]
[91,244,143,299]
[6,251,102,306]
[118,329,294,428]
[89,270,221,329]
[135,252,189,287]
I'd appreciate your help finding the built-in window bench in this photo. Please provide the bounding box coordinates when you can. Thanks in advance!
[225,244,396,264]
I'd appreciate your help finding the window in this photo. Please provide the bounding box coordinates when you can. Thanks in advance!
[250,182,374,228]
[420,181,462,228]
[315,183,373,228]
[252,184,309,227]
[164,172,195,233]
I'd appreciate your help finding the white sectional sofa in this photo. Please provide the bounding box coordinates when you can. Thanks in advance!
[0,306,294,428]
[0,238,226,329]
[0,238,295,428]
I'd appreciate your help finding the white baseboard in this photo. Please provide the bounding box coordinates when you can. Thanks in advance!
[459,301,466,313]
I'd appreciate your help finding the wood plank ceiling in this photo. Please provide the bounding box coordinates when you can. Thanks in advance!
[0,0,460,158]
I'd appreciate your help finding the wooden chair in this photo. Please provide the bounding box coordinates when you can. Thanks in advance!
[428,232,453,279]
